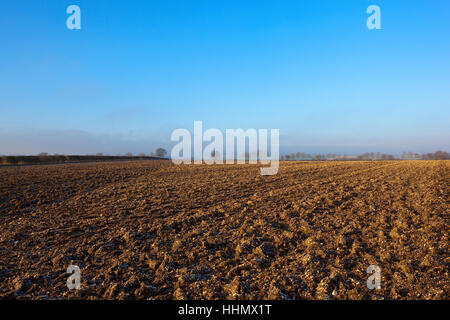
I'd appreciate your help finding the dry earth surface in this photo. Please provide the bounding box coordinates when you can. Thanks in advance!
[0,160,448,300]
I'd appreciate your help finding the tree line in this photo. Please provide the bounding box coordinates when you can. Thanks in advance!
[0,148,169,165]
[280,150,450,161]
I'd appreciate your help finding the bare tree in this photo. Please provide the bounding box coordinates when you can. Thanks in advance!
[211,150,221,160]
[155,148,167,158]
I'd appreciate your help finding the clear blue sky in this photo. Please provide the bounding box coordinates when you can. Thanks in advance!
[1,0,449,155]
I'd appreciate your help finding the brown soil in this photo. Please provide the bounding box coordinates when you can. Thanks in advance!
[0,160,448,300]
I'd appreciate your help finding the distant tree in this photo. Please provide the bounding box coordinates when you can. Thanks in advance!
[38,152,48,156]
[433,150,449,160]
[280,155,285,161]
[138,153,146,157]
[96,152,104,156]
[211,150,221,160]
[285,155,290,161]
[155,148,167,158]
[125,152,133,157]
[296,152,301,160]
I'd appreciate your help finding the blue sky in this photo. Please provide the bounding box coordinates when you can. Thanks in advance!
[0,0,449,155]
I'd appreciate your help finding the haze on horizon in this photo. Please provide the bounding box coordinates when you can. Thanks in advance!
[1,0,449,156]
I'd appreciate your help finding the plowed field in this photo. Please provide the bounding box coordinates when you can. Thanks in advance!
[0,160,448,299]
